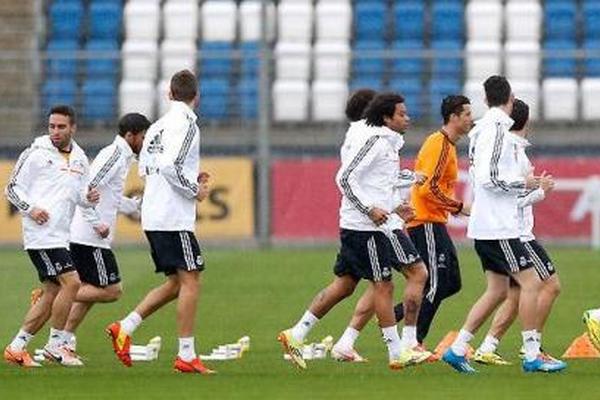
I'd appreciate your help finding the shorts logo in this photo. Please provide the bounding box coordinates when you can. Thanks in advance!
[109,273,118,282]
[382,267,391,278]
[547,262,555,272]
[196,255,204,266]
[407,254,417,263]
[519,256,528,267]
[55,262,63,272]
[438,253,447,268]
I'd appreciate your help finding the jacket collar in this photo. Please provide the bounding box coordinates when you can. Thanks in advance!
[169,101,198,122]
[113,135,134,158]
[482,107,514,128]
[33,135,85,158]
[509,132,531,148]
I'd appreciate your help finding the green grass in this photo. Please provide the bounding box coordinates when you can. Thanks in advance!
[0,247,599,399]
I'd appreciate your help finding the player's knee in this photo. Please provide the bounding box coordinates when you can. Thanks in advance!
[105,285,123,302]
[544,278,561,299]
[61,274,81,292]
[408,262,428,286]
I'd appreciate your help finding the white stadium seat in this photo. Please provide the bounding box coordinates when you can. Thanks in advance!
[467,1,503,41]
[122,40,158,81]
[311,80,348,121]
[239,1,276,42]
[313,41,350,80]
[120,79,156,118]
[505,41,540,81]
[163,1,199,40]
[156,79,170,116]
[160,39,196,80]
[463,79,487,120]
[581,78,600,120]
[543,78,579,121]
[466,40,501,81]
[273,80,309,121]
[505,1,542,41]
[277,2,313,42]
[124,1,160,41]
[275,41,311,80]
[511,80,540,120]
[201,0,237,42]
[315,1,352,41]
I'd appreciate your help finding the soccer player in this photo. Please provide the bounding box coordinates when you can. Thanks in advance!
[442,76,565,373]
[278,93,431,370]
[3,105,100,367]
[472,99,565,368]
[63,113,151,354]
[106,70,213,374]
[583,308,600,351]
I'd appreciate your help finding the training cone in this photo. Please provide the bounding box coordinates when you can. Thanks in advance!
[562,333,600,359]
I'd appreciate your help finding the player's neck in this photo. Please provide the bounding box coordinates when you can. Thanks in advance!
[440,126,460,144]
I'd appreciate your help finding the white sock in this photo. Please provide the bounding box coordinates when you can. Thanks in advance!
[478,335,499,354]
[290,310,319,342]
[536,331,542,348]
[63,331,75,345]
[178,337,196,362]
[381,325,402,360]
[120,312,143,335]
[335,327,360,349]
[9,329,34,351]
[401,325,418,349]
[47,327,64,347]
[589,309,600,320]
[450,329,474,357]
[522,329,540,362]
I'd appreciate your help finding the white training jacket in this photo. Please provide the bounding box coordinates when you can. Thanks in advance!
[70,135,140,249]
[513,134,546,242]
[5,135,99,249]
[467,107,527,240]
[336,124,414,232]
[139,101,200,232]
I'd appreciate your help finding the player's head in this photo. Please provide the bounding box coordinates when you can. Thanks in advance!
[441,95,473,135]
[118,113,152,155]
[364,92,410,134]
[48,104,76,151]
[345,88,377,122]
[484,75,514,111]
[169,69,198,107]
[509,98,530,136]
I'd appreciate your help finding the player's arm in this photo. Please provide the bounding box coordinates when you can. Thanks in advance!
[518,171,553,208]
[159,122,200,200]
[117,195,141,216]
[4,147,42,218]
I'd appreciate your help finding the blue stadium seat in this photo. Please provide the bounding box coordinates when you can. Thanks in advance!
[352,41,386,78]
[240,42,259,78]
[393,3,424,41]
[431,40,463,80]
[81,79,117,121]
[238,78,258,120]
[200,42,234,77]
[544,39,578,77]
[349,77,385,92]
[51,0,83,4]
[545,2,577,40]
[41,78,77,111]
[388,79,423,119]
[84,39,119,79]
[584,40,600,76]
[354,2,387,42]
[46,39,79,78]
[390,40,424,79]
[199,79,231,120]
[89,2,122,40]
[428,79,462,120]
[49,2,83,40]
[431,3,464,41]
[583,3,600,40]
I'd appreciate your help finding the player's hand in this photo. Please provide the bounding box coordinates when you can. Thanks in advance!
[93,223,110,239]
[524,175,540,190]
[538,171,555,194]
[196,182,210,202]
[459,203,471,216]
[29,207,50,225]
[414,171,427,186]
[368,207,389,226]
[394,202,416,223]
[86,187,100,204]
[198,171,210,184]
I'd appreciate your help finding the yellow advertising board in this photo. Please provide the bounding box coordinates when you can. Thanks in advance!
[0,157,255,244]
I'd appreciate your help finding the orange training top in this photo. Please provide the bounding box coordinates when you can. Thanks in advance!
[407,130,462,228]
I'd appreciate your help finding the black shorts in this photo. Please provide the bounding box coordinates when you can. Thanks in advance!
[27,248,76,283]
[523,240,556,281]
[333,229,422,282]
[145,231,205,276]
[474,239,534,276]
[70,243,121,287]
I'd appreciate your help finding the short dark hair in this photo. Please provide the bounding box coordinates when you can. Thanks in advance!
[345,88,377,122]
[441,95,471,124]
[364,92,405,127]
[509,98,529,132]
[170,70,198,103]
[118,113,151,137]
[48,104,76,125]
[484,75,512,107]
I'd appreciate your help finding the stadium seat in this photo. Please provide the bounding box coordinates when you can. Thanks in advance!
[199,42,234,78]
[156,79,169,116]
[81,79,116,122]
[163,1,198,40]
[89,2,122,40]
[390,40,425,79]
[354,2,387,42]
[239,1,276,42]
[428,79,462,121]
[121,40,158,81]
[431,2,464,41]
[584,40,600,77]
[349,77,384,92]
[583,2,600,40]
[315,1,352,41]
[84,39,119,79]
[240,41,260,78]
[41,78,77,111]
[199,78,231,120]
[431,40,463,80]
[201,1,237,42]
[388,78,423,120]
[581,78,600,120]
[120,79,155,118]
[275,41,311,80]
[160,40,196,80]
[352,41,386,79]
[510,80,540,120]
[466,1,502,41]
[463,79,487,119]
[311,80,348,121]
[277,2,313,42]
[542,78,579,120]
[505,1,542,41]
[272,80,309,121]
[544,2,577,41]
[544,39,577,77]
[505,41,540,81]
[46,39,79,78]
[124,1,160,41]
[238,78,259,120]
[393,2,424,41]
[466,40,501,80]
[49,2,83,40]
[314,41,350,80]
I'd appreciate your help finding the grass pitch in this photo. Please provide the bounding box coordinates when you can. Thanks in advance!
[0,246,599,399]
